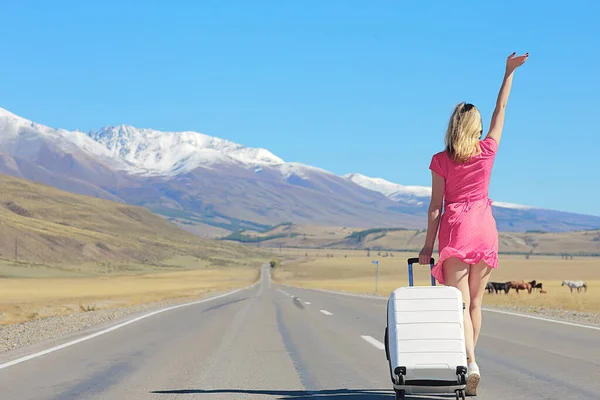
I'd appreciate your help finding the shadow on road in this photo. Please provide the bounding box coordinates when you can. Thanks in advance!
[151,388,455,399]
[202,297,249,313]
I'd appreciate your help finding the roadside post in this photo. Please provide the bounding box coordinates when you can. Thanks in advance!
[372,260,379,295]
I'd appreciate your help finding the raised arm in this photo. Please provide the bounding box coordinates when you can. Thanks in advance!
[486,52,529,146]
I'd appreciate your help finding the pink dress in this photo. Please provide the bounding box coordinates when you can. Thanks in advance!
[428,136,499,284]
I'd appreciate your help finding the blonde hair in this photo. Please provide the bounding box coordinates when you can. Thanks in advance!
[444,102,483,163]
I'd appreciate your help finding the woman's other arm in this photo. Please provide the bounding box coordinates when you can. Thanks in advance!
[419,171,445,265]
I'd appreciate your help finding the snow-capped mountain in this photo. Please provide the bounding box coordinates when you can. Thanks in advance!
[88,125,285,176]
[0,107,128,169]
[1,106,599,233]
[0,107,334,183]
[344,173,431,198]
[342,172,600,233]
[88,125,342,188]
[344,173,432,207]
[344,173,535,211]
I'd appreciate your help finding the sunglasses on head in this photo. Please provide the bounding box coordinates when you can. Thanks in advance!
[462,103,475,113]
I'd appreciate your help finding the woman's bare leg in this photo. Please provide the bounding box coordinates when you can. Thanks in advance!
[442,257,475,363]
[469,261,493,348]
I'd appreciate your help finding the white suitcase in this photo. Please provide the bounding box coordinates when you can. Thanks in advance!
[384,257,468,400]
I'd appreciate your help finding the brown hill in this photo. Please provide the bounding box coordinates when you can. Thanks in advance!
[0,174,265,271]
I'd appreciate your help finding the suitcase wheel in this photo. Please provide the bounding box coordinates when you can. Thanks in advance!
[456,366,467,385]
[395,389,405,400]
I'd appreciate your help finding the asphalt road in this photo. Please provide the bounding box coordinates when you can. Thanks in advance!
[0,266,598,400]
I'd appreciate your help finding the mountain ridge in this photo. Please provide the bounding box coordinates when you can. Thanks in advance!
[1,106,599,233]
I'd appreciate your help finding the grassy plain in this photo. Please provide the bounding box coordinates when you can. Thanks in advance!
[0,174,272,325]
[0,264,260,326]
[272,250,600,313]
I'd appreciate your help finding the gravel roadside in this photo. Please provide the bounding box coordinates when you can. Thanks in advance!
[484,304,600,325]
[0,290,231,354]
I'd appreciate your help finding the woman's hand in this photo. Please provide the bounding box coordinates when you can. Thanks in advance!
[506,52,529,73]
[419,245,433,265]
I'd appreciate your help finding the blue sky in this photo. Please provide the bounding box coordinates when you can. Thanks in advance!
[0,0,598,216]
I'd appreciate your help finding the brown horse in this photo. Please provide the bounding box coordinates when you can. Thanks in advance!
[508,280,533,294]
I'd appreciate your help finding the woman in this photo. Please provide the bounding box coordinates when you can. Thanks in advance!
[418,52,529,396]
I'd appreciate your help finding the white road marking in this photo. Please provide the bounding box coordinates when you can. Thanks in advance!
[282,285,600,331]
[304,302,311,305]
[320,309,333,315]
[0,283,259,371]
[361,335,385,350]
[280,284,385,300]
[482,308,600,331]
[278,289,294,298]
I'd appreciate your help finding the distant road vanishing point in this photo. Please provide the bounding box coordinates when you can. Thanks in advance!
[0,266,598,399]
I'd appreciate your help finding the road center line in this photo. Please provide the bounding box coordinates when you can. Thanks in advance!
[361,335,385,350]
[320,309,333,316]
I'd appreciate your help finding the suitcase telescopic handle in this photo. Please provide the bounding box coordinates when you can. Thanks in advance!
[407,258,436,287]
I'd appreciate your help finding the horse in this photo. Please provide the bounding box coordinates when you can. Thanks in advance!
[489,282,511,294]
[529,280,543,292]
[508,280,533,294]
[561,280,587,293]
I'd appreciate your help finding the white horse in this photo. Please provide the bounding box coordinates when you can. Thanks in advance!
[561,280,587,293]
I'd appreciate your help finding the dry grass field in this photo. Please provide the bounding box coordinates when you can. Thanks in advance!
[272,251,600,313]
[0,266,260,326]
[0,175,273,326]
